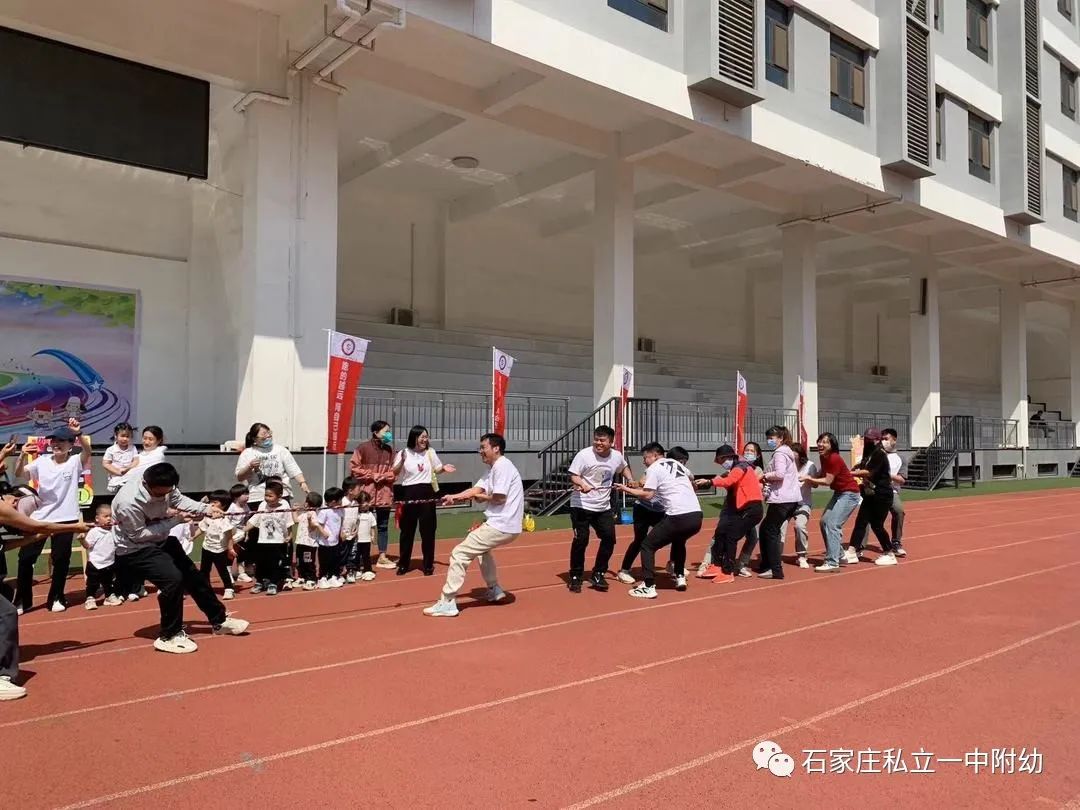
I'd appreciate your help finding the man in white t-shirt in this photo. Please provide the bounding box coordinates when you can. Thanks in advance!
[566,425,633,594]
[424,433,523,618]
[14,421,91,613]
[615,443,703,600]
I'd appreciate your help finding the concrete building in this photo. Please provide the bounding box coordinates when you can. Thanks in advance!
[2,0,1080,488]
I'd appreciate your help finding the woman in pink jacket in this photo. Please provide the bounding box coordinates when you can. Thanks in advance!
[756,425,801,580]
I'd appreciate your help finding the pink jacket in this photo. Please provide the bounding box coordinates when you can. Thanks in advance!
[763,444,801,504]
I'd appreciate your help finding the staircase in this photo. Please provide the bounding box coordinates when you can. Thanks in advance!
[1070,453,1080,478]
[524,397,658,516]
[904,415,975,491]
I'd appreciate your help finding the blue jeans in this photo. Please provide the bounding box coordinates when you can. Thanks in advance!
[376,507,391,555]
[820,491,861,565]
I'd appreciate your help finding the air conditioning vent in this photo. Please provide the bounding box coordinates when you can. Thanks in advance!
[905,19,932,168]
[637,337,656,353]
[1026,100,1043,216]
[389,307,415,326]
[717,0,756,89]
[1023,0,1039,99]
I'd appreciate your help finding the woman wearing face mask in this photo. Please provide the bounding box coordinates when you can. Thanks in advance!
[800,432,861,572]
[695,444,763,582]
[350,420,397,569]
[733,441,765,576]
[845,428,899,567]
[756,426,801,580]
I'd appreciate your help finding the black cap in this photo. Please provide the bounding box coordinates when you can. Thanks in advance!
[714,444,736,459]
[47,426,78,442]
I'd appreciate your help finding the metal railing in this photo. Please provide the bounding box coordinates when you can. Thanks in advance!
[1028,419,1077,450]
[817,411,910,449]
[352,387,570,450]
[653,404,799,451]
[968,417,1020,449]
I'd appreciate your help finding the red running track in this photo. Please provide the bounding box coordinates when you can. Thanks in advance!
[7,489,1080,809]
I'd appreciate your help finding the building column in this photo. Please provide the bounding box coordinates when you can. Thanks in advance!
[592,157,635,405]
[234,81,339,449]
[1000,283,1029,448]
[910,264,941,446]
[781,223,818,439]
[1070,301,1080,447]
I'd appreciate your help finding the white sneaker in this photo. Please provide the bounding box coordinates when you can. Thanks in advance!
[84,598,97,611]
[616,570,635,584]
[875,552,898,567]
[223,589,235,600]
[331,576,345,588]
[0,676,27,701]
[345,572,357,584]
[894,546,907,558]
[281,579,294,591]
[103,595,124,607]
[423,598,460,617]
[842,547,860,565]
[153,633,198,654]
[797,556,810,569]
[318,578,332,590]
[302,580,316,591]
[815,562,841,573]
[628,583,658,599]
[675,575,688,592]
[360,571,376,582]
[236,572,253,584]
[485,585,508,603]
[376,554,396,570]
[213,616,250,636]
[127,593,140,602]
[50,602,66,613]
[15,607,23,617]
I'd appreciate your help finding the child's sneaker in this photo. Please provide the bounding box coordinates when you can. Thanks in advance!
[266,584,278,596]
[281,579,294,591]
[84,598,97,611]
[223,588,235,600]
[318,577,332,590]
[251,582,265,594]
[628,583,658,599]
[345,572,357,584]
[331,576,344,588]
[236,572,253,584]
[302,580,316,591]
[360,571,376,581]
[103,594,124,607]
[127,592,141,602]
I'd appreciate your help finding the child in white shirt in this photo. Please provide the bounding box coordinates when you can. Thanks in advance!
[195,490,238,599]
[245,480,294,595]
[339,477,362,583]
[169,520,196,557]
[226,484,252,583]
[80,503,123,609]
[294,491,323,590]
[102,423,138,495]
[354,491,378,582]
[315,487,344,589]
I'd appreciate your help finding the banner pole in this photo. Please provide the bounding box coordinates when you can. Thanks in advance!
[322,328,331,494]
[491,346,496,433]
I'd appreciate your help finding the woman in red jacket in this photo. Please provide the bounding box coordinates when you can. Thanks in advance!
[695,444,763,583]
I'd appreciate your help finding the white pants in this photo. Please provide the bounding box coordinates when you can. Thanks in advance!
[442,523,519,599]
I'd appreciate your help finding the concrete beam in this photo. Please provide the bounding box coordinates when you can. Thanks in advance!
[338,112,465,185]
[540,182,697,238]
[448,153,596,223]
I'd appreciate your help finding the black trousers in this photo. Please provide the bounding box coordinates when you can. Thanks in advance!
[199,549,234,590]
[849,492,894,553]
[0,593,17,680]
[710,502,764,575]
[114,537,227,639]
[641,512,703,586]
[620,504,665,571]
[398,483,437,571]
[17,523,77,610]
[569,507,617,576]
[341,540,357,574]
[255,543,289,586]
[84,562,117,601]
[758,502,800,578]
[317,546,339,580]
[296,546,317,582]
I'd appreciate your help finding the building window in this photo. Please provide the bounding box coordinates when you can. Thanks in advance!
[968,111,992,181]
[830,35,867,123]
[934,0,943,32]
[608,0,668,32]
[936,92,945,160]
[1062,63,1078,120]
[966,0,990,61]
[1060,0,1074,22]
[765,0,791,88]
[1065,165,1079,221]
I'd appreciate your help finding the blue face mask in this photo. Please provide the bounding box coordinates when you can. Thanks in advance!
[257,438,273,451]
[744,452,758,463]
[719,459,734,472]
[766,438,778,450]
[380,431,394,445]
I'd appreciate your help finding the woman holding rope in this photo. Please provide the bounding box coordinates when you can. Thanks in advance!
[392,426,455,576]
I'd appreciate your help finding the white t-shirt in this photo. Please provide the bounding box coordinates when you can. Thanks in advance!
[396,448,443,487]
[295,512,319,547]
[226,501,250,532]
[169,522,195,556]
[477,456,524,535]
[103,443,138,491]
[84,526,116,569]
[340,496,360,540]
[315,507,342,547]
[568,447,626,512]
[27,455,83,522]
[235,445,302,502]
[115,445,167,488]
[888,452,906,492]
[199,516,236,554]
[643,458,701,516]
[354,511,377,544]
[249,502,295,544]
[799,460,819,507]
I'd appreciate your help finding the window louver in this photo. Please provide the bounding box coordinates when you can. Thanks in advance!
[906,20,932,166]
[1026,100,1042,215]
[907,0,929,24]
[717,0,756,88]
[1024,0,1039,98]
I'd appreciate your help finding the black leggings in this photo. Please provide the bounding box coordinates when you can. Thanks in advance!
[200,549,234,590]
[84,562,117,601]
[641,512,703,587]
[620,504,665,571]
[758,502,800,578]
[710,502,764,575]
[296,546,317,582]
[849,493,894,553]
[317,546,339,580]
[398,484,437,571]
[17,523,77,610]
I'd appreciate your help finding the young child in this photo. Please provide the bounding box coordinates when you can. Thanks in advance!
[245,480,294,596]
[316,487,345,590]
[196,490,237,599]
[294,491,322,591]
[80,503,124,609]
[354,490,378,582]
[102,423,138,495]
[169,517,196,556]
[339,476,362,584]
[226,483,252,584]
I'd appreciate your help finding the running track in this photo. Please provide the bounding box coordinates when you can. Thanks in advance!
[8,490,1080,809]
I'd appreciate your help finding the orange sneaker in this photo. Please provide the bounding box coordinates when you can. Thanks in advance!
[697,564,725,579]
[712,573,735,584]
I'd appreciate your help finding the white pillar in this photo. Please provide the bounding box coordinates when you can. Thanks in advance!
[781,223,817,439]
[1000,283,1029,447]
[593,157,635,405]
[910,265,941,446]
[234,82,339,449]
[1070,301,1080,447]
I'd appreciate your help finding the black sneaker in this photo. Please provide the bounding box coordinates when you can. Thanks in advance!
[590,572,609,592]
[396,566,409,576]
[422,566,435,576]
[568,575,583,593]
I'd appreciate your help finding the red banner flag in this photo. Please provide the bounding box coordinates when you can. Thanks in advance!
[797,375,808,449]
[492,348,515,434]
[614,366,633,452]
[735,371,748,452]
[326,331,369,454]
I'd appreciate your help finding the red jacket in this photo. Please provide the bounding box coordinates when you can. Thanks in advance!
[712,462,764,511]
[349,437,396,508]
